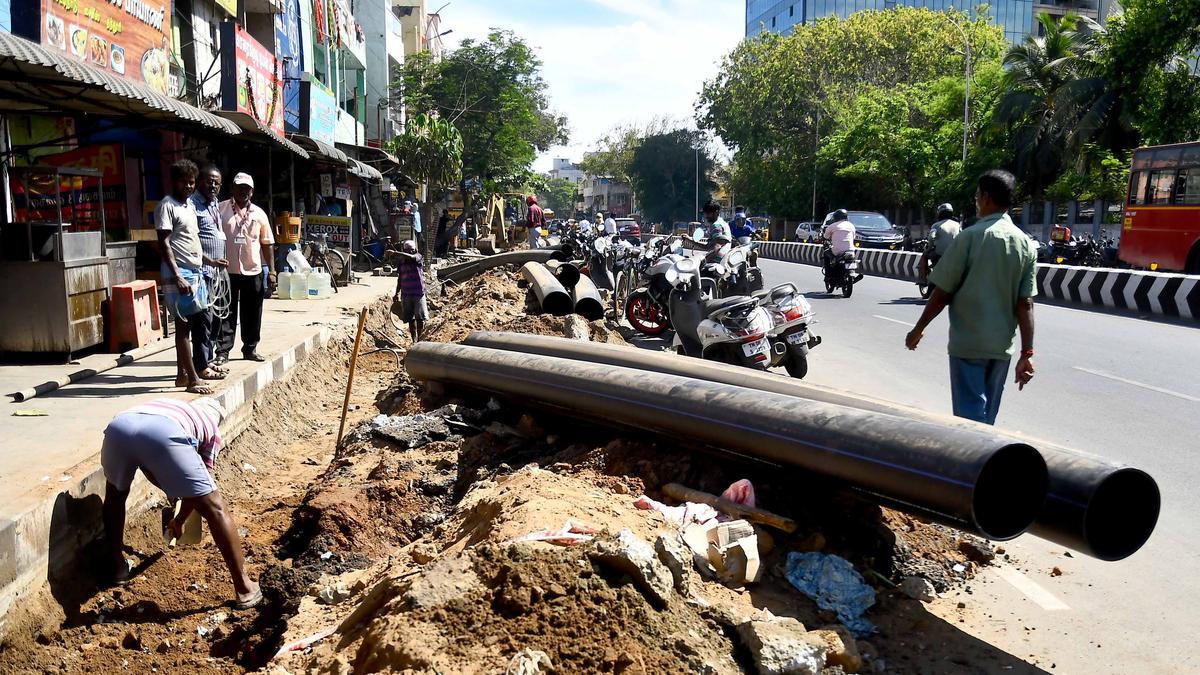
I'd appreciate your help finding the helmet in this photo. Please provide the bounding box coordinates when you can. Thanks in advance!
[936,203,955,220]
[832,209,849,222]
[526,195,538,206]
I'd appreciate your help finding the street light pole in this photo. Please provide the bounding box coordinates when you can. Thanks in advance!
[694,145,699,220]
[947,11,972,165]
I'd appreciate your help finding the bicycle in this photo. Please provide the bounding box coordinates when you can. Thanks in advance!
[302,233,348,292]
[355,234,397,274]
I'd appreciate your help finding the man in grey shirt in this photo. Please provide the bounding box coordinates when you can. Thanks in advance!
[156,159,211,395]
[921,203,962,283]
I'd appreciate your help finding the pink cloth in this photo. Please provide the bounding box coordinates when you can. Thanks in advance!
[511,520,599,546]
[218,199,274,275]
[633,495,719,527]
[721,479,756,507]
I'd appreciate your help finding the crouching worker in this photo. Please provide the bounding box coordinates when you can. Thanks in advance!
[101,397,261,609]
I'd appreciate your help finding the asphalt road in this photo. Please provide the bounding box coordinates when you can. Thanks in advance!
[757,257,1200,673]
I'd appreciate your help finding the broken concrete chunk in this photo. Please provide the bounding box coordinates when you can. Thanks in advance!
[900,576,936,603]
[562,314,590,341]
[654,533,694,594]
[588,529,674,609]
[317,582,353,605]
[404,555,483,610]
[957,538,996,564]
[737,617,827,675]
[811,626,863,673]
[707,520,756,548]
[708,537,762,586]
[371,413,452,449]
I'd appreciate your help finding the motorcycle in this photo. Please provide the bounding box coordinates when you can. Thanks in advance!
[822,243,861,298]
[754,283,821,379]
[695,230,764,299]
[1052,234,1105,268]
[624,236,688,336]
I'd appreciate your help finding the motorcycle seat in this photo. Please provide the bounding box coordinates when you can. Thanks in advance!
[701,295,757,317]
[751,289,771,300]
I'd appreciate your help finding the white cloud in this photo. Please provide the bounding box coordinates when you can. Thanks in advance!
[441,0,743,171]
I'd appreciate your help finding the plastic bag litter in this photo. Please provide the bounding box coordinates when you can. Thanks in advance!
[633,495,719,527]
[785,551,876,637]
[720,478,756,507]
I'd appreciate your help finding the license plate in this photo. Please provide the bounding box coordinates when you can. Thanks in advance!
[742,337,767,356]
[786,332,806,345]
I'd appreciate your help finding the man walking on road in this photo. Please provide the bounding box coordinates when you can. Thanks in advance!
[526,194,545,249]
[217,173,275,363]
[905,170,1037,425]
[393,240,428,344]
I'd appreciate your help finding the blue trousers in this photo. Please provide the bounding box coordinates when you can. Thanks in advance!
[949,356,1011,425]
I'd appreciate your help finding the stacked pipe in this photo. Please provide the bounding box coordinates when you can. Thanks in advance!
[522,261,606,321]
[406,342,1049,542]
[459,332,1161,561]
[437,248,568,284]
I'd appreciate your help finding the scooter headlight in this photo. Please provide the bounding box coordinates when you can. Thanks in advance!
[665,267,679,285]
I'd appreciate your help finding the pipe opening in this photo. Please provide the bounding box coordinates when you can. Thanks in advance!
[1083,468,1160,561]
[542,294,574,316]
[575,299,605,321]
[973,443,1048,540]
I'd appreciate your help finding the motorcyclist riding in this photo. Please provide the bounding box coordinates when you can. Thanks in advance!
[730,205,756,246]
[685,201,732,257]
[922,203,961,283]
[822,208,856,275]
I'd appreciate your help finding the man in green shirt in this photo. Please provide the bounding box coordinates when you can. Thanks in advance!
[905,170,1037,425]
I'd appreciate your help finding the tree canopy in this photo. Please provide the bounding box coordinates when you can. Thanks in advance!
[387,113,463,193]
[628,129,716,225]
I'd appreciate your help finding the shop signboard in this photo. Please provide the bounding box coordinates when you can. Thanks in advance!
[219,22,285,137]
[335,184,351,200]
[12,144,128,234]
[29,0,172,94]
[303,214,351,246]
[303,79,338,146]
[276,0,304,134]
[319,174,333,197]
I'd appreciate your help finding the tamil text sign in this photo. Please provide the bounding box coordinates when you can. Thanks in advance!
[37,0,172,94]
[220,22,284,137]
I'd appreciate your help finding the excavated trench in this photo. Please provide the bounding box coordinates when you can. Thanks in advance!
[0,268,1011,674]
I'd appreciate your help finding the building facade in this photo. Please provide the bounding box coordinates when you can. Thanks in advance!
[746,0,1116,42]
[549,158,584,184]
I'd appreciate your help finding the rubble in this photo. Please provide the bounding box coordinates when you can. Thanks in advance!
[588,529,676,609]
[737,617,827,675]
[900,575,937,602]
[654,533,694,594]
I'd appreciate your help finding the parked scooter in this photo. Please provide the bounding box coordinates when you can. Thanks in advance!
[754,283,821,379]
[822,243,861,298]
[664,255,774,369]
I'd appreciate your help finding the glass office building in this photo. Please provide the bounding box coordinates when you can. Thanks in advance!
[746,1,1108,42]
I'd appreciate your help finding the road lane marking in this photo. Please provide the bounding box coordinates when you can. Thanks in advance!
[1073,367,1200,403]
[873,315,915,327]
[995,566,1071,611]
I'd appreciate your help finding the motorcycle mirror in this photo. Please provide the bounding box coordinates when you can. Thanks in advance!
[692,227,706,240]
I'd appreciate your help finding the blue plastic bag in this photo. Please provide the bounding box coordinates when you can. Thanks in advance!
[785,551,877,637]
[163,266,210,318]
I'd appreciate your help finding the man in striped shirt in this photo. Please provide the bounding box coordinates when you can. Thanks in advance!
[101,397,261,609]
[189,165,229,377]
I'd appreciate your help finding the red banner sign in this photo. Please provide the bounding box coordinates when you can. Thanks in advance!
[220,22,285,137]
[39,0,172,94]
[12,144,128,233]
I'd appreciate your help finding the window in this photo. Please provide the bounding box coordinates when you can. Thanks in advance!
[1128,171,1150,206]
[1147,169,1176,205]
[772,16,777,27]
[790,5,794,16]
[1177,169,1200,206]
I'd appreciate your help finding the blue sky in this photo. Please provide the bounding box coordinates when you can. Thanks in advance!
[440,0,745,171]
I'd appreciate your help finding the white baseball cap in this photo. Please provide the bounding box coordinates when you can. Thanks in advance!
[232,172,254,188]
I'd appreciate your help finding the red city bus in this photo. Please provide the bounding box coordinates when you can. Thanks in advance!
[1121,142,1200,273]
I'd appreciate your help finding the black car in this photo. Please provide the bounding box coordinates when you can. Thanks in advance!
[823,210,905,250]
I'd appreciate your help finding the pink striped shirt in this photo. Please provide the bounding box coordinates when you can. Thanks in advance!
[126,398,223,468]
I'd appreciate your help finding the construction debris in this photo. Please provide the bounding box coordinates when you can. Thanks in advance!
[785,552,878,637]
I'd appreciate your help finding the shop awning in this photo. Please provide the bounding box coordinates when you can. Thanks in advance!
[212,111,309,159]
[348,159,383,182]
[287,134,350,165]
[0,31,240,136]
[337,142,400,168]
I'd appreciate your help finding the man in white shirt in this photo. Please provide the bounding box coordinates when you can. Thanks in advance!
[600,212,618,236]
[822,209,857,275]
[216,173,275,363]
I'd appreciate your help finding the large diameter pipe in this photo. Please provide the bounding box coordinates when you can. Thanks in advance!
[546,259,580,288]
[572,275,605,321]
[460,332,1160,561]
[406,343,1048,541]
[437,249,566,283]
[520,262,573,316]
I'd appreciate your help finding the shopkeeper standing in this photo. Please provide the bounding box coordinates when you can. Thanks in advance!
[216,173,275,363]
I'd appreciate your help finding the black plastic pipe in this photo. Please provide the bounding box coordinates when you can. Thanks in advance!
[546,259,581,288]
[572,276,605,321]
[406,342,1048,541]
[437,249,566,283]
[520,262,573,316]
[460,331,1160,561]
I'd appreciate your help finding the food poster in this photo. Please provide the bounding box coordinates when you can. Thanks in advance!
[219,22,285,137]
[10,144,129,237]
[39,0,172,94]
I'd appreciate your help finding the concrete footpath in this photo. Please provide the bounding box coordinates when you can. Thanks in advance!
[0,275,395,632]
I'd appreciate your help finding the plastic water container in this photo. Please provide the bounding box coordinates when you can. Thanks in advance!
[308,269,332,299]
[286,249,312,273]
[289,271,309,300]
[277,271,293,299]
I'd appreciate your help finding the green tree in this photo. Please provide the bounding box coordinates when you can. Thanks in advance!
[387,113,463,195]
[396,31,569,193]
[627,129,715,225]
[579,117,677,185]
[536,177,578,216]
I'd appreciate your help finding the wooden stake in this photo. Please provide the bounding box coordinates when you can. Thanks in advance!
[337,306,369,446]
[662,482,798,533]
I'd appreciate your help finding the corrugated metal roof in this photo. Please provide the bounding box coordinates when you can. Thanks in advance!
[212,111,310,159]
[350,158,383,182]
[288,134,350,165]
[0,31,240,136]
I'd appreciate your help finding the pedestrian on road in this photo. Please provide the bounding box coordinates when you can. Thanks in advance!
[217,173,275,363]
[905,170,1037,425]
[156,159,212,395]
[435,210,450,257]
[393,240,428,344]
[190,165,229,375]
[526,194,545,249]
[100,397,261,608]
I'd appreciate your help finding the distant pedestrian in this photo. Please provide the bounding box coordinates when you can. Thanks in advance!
[217,173,275,363]
[526,194,545,249]
[905,170,1037,425]
[435,210,450,257]
[156,159,212,395]
[189,165,229,377]
[393,240,428,343]
[100,397,261,608]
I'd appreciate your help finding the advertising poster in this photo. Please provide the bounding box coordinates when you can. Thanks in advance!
[37,0,172,94]
[305,79,337,146]
[319,174,333,197]
[276,0,304,134]
[12,144,129,234]
[303,214,352,247]
[220,22,285,137]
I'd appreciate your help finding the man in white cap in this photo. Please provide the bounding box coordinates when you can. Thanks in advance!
[101,397,261,608]
[217,173,275,363]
